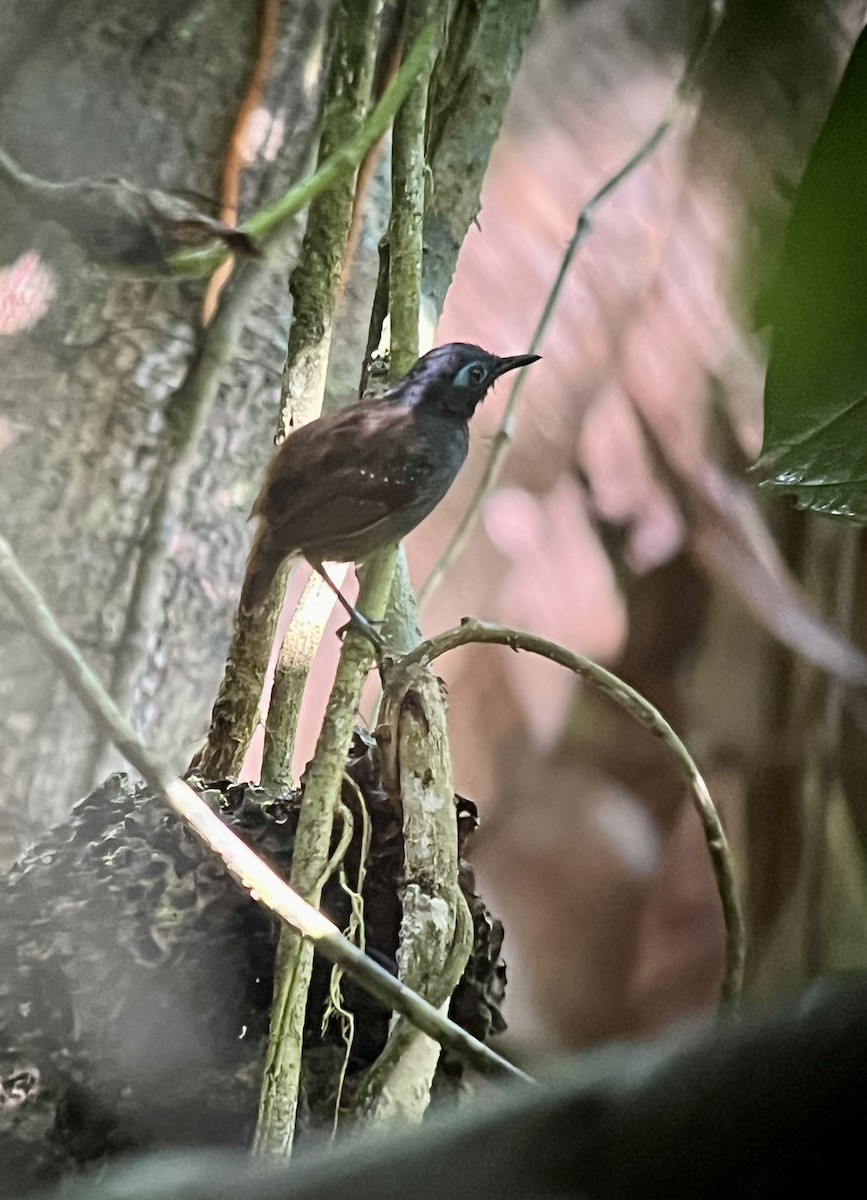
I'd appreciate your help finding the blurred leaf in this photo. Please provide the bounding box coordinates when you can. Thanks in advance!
[759,27,867,519]
[34,983,867,1200]
[634,402,867,688]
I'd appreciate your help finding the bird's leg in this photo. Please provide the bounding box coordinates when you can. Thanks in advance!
[310,561,386,652]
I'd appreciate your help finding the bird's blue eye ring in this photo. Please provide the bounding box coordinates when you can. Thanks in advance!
[454,362,488,388]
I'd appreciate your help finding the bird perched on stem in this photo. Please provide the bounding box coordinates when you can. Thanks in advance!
[241,342,540,641]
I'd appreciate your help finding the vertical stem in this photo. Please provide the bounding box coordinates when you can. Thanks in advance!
[252,0,389,1157]
[259,0,383,790]
[199,0,382,784]
[194,559,290,781]
[260,569,346,793]
[254,552,398,1155]
[351,0,463,1121]
[279,0,384,434]
[367,2,444,672]
[358,668,472,1120]
[388,7,441,377]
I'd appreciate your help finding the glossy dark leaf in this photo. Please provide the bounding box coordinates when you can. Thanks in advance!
[759,27,867,519]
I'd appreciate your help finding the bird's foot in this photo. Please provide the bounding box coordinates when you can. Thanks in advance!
[310,560,387,656]
[337,609,387,655]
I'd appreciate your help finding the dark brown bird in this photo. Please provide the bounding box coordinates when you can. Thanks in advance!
[240,342,540,635]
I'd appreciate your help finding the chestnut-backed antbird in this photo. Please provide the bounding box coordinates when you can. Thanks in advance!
[240,343,540,635]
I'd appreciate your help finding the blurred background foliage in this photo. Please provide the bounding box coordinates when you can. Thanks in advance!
[2,0,867,1069]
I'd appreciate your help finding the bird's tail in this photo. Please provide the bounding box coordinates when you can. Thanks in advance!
[239,526,289,612]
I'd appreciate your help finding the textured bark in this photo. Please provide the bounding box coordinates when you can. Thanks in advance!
[361,667,472,1121]
[281,0,384,431]
[0,0,330,853]
[424,0,539,307]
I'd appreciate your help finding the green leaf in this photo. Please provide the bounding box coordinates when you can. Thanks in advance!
[759,28,867,520]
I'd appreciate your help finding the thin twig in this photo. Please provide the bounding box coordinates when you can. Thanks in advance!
[417,0,726,609]
[170,24,439,279]
[383,617,745,1007]
[202,0,282,323]
[0,534,529,1081]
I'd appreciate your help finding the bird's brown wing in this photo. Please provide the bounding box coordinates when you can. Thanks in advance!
[250,401,431,555]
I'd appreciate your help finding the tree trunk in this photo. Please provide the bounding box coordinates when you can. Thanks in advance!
[0,0,330,852]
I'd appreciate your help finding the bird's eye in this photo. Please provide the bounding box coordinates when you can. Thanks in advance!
[454,361,488,388]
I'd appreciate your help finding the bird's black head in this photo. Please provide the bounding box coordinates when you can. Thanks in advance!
[399,342,541,419]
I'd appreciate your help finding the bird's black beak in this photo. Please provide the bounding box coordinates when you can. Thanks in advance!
[491,353,541,380]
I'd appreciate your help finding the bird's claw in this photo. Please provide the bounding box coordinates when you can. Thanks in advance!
[337,611,387,656]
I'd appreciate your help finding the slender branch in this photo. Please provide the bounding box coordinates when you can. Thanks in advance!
[288,565,395,898]
[202,0,282,322]
[347,0,464,1123]
[260,571,338,794]
[276,0,384,437]
[382,0,460,1067]
[0,145,259,269]
[260,0,383,791]
[383,618,745,1007]
[169,24,439,279]
[0,143,79,196]
[253,1,391,1153]
[417,0,726,609]
[0,534,529,1081]
[387,2,441,377]
[369,0,444,669]
[350,0,442,654]
[356,0,443,716]
[254,551,400,1155]
[193,558,291,781]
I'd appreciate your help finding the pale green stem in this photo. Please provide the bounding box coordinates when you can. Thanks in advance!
[170,25,439,279]
[253,551,399,1154]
